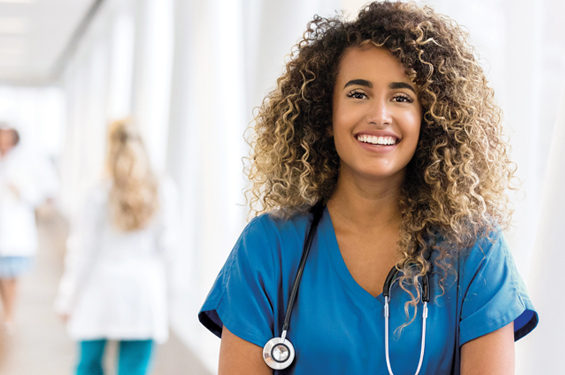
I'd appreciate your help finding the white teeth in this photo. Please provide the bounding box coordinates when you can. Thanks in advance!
[357,135,397,145]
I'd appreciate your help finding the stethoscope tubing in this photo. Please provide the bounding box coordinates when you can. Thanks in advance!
[384,272,429,375]
[384,294,428,375]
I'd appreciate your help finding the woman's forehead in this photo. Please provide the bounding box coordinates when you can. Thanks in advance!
[335,45,414,86]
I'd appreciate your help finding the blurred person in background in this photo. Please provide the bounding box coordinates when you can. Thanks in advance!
[0,124,57,335]
[55,119,179,375]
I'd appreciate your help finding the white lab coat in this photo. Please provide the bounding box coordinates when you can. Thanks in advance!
[54,177,179,343]
[0,146,57,257]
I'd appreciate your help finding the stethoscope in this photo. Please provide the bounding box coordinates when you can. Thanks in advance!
[262,203,431,374]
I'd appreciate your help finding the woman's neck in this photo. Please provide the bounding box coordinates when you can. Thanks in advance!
[327,171,404,231]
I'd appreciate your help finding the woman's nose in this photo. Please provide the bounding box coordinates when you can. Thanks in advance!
[365,99,392,127]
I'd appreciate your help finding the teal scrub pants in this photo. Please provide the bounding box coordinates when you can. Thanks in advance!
[76,339,154,375]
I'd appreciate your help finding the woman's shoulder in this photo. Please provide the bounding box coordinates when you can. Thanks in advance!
[230,209,313,266]
[244,209,312,242]
[453,227,520,287]
[433,226,512,283]
[435,225,507,262]
[462,227,508,263]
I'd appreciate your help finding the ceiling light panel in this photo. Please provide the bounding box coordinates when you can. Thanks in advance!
[0,54,23,65]
[0,0,36,4]
[0,17,30,34]
[0,36,26,49]
[0,48,24,54]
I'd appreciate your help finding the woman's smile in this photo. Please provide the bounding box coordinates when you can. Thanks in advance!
[355,131,401,153]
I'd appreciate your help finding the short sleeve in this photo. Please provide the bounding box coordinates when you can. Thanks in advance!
[458,232,538,346]
[198,216,278,348]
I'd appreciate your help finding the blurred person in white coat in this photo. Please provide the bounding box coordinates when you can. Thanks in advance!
[55,119,179,375]
[0,124,57,334]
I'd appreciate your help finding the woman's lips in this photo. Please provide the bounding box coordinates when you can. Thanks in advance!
[356,134,399,146]
[355,133,400,153]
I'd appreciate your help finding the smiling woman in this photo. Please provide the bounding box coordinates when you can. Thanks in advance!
[198,1,538,374]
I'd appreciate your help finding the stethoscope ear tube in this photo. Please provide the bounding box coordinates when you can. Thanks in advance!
[422,272,430,302]
[382,267,399,298]
[385,265,431,303]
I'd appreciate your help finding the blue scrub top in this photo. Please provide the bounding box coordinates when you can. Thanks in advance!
[199,208,538,374]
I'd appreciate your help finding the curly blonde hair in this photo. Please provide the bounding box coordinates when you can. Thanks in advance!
[106,119,159,231]
[246,1,516,324]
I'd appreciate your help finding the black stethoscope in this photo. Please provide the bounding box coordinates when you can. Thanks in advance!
[262,203,431,374]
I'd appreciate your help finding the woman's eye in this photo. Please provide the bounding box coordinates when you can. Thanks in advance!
[346,91,367,99]
[393,94,414,103]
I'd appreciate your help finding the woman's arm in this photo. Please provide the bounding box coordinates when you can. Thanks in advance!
[219,326,272,375]
[461,321,515,375]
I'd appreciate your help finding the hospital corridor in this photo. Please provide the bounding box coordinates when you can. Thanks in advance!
[0,0,563,374]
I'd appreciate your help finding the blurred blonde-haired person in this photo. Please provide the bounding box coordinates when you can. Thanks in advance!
[55,119,179,375]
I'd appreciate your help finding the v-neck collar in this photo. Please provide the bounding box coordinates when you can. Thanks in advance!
[319,206,386,309]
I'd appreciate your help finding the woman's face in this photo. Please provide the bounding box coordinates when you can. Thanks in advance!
[332,45,422,184]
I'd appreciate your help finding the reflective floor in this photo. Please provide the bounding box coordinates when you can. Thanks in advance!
[0,209,211,375]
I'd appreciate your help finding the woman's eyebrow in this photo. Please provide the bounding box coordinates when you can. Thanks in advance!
[389,82,415,93]
[343,79,416,93]
[344,79,372,89]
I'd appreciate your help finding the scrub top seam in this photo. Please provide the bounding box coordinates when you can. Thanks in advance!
[222,238,240,292]
[502,244,527,309]
[257,215,281,317]
[214,220,255,322]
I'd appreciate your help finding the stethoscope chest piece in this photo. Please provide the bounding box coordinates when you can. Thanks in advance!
[263,336,295,370]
